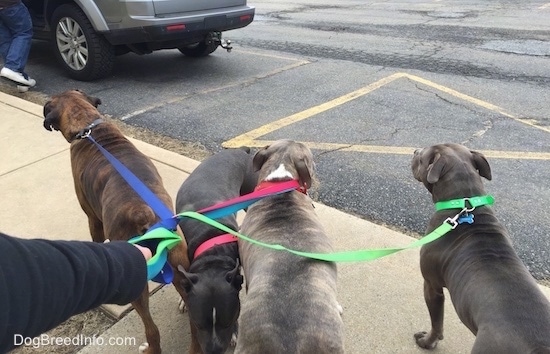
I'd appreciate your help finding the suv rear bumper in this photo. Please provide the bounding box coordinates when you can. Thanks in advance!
[102,7,254,46]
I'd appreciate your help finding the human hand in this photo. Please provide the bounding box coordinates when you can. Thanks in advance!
[104,239,152,261]
[134,244,152,261]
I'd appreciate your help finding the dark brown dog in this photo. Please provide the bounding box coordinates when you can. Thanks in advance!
[235,139,344,354]
[412,143,550,353]
[43,89,190,354]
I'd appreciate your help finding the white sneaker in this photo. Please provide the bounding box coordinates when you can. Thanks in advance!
[1,67,36,87]
[16,85,30,93]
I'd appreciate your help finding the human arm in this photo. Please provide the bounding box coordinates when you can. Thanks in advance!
[0,232,147,352]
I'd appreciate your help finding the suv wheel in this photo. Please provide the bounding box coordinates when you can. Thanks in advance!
[50,4,115,81]
[178,40,218,57]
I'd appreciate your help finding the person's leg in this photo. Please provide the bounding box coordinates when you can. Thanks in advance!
[1,2,33,73]
[0,16,13,63]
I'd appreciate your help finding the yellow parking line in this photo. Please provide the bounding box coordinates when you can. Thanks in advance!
[223,72,549,159]
[223,73,405,147]
[402,73,550,134]
[237,139,550,160]
[401,73,515,118]
[476,149,550,160]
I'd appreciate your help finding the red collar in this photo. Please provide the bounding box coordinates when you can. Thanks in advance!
[255,179,307,194]
[193,233,238,260]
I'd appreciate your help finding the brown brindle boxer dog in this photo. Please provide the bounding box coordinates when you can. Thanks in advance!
[412,143,550,354]
[43,89,190,354]
[235,139,344,354]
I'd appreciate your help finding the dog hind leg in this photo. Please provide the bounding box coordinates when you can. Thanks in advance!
[132,287,161,354]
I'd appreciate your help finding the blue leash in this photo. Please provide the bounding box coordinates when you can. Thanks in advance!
[84,132,178,283]
[81,124,302,283]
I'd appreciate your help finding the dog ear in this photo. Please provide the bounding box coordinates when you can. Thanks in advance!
[76,89,102,107]
[90,97,102,107]
[471,150,492,180]
[225,260,243,290]
[177,265,199,292]
[427,152,446,184]
[252,146,270,171]
[43,105,60,132]
[296,160,312,189]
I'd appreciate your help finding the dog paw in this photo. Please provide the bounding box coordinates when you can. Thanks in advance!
[103,239,110,243]
[178,297,187,313]
[138,342,149,353]
[414,331,442,349]
[337,303,344,316]
[231,332,238,347]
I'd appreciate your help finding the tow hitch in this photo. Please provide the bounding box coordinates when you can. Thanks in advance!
[210,32,233,53]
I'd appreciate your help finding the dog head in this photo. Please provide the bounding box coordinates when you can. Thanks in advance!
[411,143,492,202]
[253,139,315,189]
[43,89,102,142]
[176,261,242,353]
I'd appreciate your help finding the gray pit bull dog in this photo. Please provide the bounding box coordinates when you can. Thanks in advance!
[411,143,550,353]
[235,139,345,354]
[175,147,258,354]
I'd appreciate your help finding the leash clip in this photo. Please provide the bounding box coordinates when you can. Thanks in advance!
[462,198,476,213]
[76,128,91,139]
[74,118,104,140]
[445,207,472,229]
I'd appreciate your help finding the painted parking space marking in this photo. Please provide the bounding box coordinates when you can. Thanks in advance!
[223,72,550,160]
[120,53,310,121]
[223,73,403,146]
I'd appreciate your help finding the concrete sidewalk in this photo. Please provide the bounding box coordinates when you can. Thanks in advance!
[1,91,548,353]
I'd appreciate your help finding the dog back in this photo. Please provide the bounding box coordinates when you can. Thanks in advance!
[236,140,344,353]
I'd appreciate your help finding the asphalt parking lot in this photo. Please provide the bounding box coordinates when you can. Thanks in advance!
[2,1,549,283]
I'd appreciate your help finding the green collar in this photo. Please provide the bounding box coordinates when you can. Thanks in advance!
[435,195,495,211]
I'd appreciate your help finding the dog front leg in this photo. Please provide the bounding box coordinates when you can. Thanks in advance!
[168,241,190,312]
[168,253,202,354]
[132,287,161,354]
[414,280,444,349]
[188,322,203,354]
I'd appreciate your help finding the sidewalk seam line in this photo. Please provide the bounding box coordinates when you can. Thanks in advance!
[0,149,69,177]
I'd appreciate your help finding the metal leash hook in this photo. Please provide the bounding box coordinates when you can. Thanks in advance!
[443,197,479,229]
[80,129,91,139]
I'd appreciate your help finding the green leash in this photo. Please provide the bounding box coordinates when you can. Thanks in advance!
[176,210,455,262]
[145,195,492,263]
[174,194,493,263]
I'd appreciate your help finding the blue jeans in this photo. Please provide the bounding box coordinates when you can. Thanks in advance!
[0,2,33,73]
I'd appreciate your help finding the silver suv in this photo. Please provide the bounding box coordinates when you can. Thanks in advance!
[24,0,254,81]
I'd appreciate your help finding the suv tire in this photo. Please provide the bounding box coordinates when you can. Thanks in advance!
[178,40,218,57]
[50,4,115,81]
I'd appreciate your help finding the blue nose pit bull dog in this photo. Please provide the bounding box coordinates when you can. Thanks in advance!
[235,139,345,354]
[175,147,258,354]
[412,143,550,354]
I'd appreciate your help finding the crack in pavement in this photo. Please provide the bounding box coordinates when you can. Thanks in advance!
[413,83,497,144]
